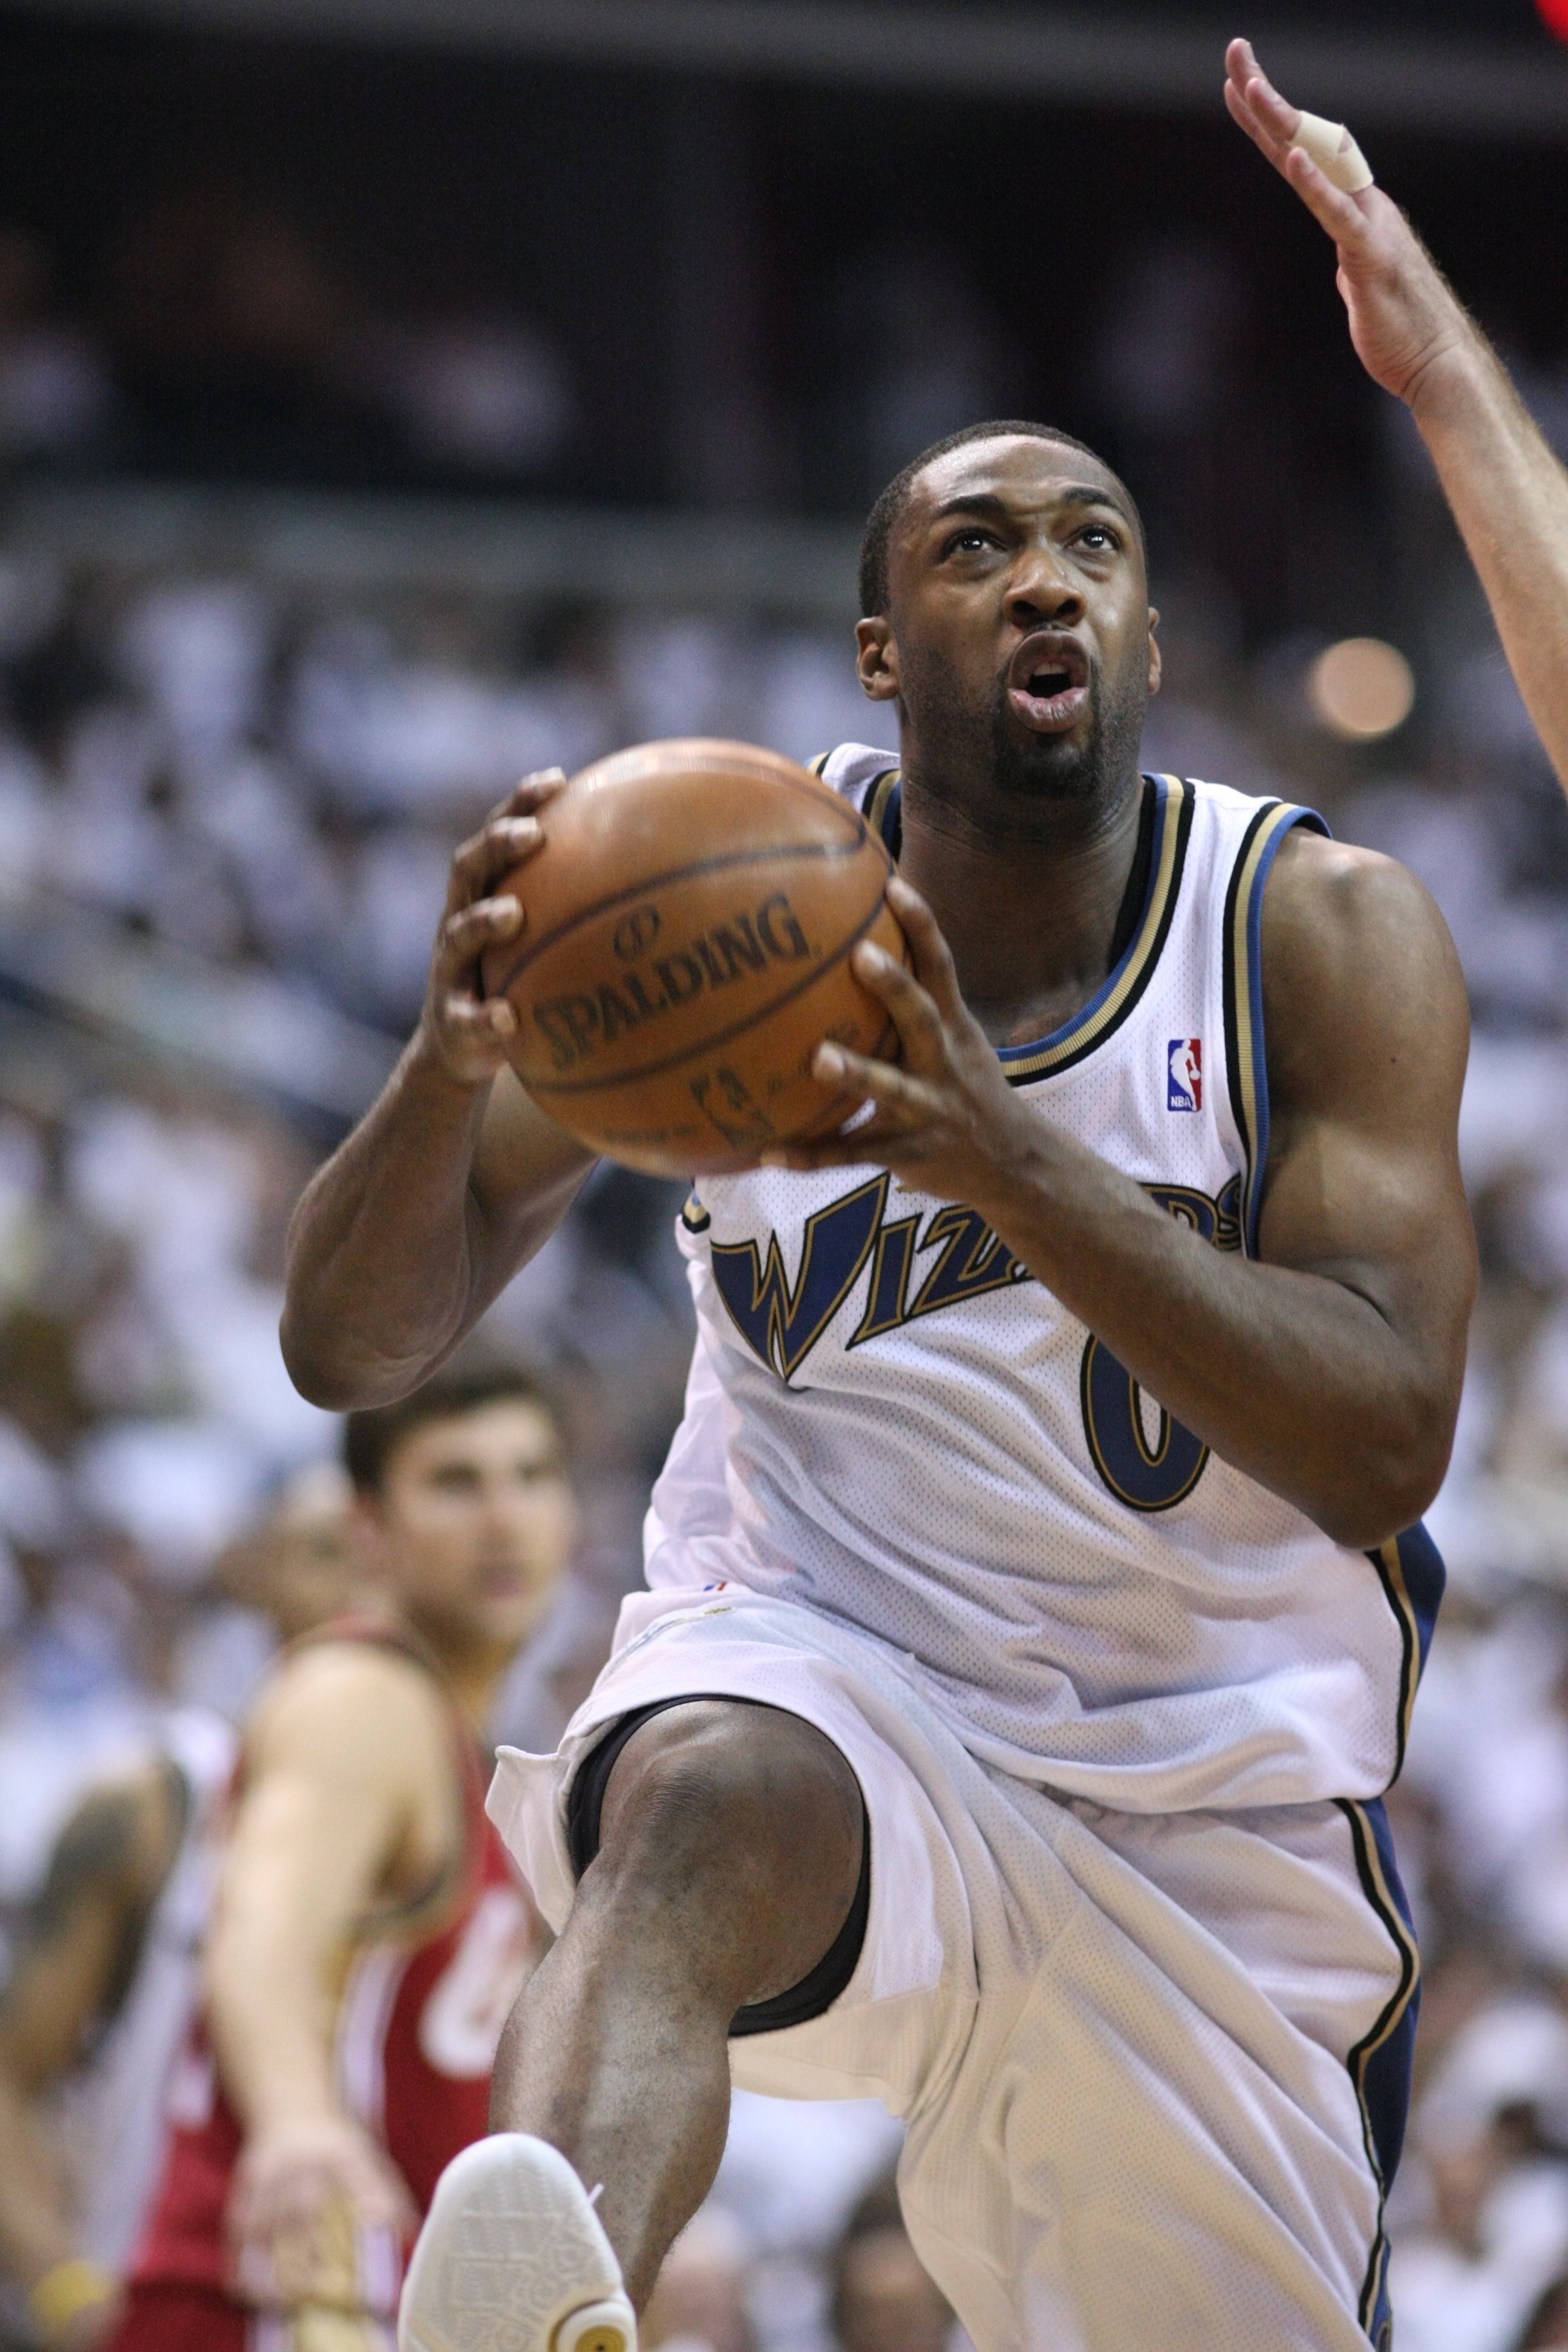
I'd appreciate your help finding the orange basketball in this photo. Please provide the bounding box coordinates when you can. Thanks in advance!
[479,738,906,1177]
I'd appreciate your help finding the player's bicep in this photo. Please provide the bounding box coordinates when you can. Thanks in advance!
[468,1068,596,1259]
[1257,834,1474,1346]
[221,1651,444,1944]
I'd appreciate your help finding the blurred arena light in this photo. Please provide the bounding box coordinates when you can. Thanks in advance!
[1538,0,1568,42]
[1307,636,1416,741]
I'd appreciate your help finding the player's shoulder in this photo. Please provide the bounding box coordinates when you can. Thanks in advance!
[1263,822,1454,961]
[1258,822,1466,1073]
[811,742,900,808]
[247,1625,447,1770]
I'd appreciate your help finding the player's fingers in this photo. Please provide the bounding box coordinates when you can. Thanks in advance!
[811,1041,932,1123]
[445,813,547,915]
[885,877,967,1022]
[759,1120,901,1173]
[1235,47,1301,142]
[1221,77,1292,172]
[1280,146,1377,253]
[344,2160,417,2236]
[485,766,568,825]
[851,939,947,1068]
[437,993,518,1045]
[435,895,524,979]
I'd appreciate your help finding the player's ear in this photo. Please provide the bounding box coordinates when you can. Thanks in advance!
[856,617,900,703]
[1146,607,1161,698]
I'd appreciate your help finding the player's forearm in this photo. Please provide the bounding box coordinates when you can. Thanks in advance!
[1408,335,1568,790]
[972,1131,1450,1546]
[282,1027,514,1409]
[207,1906,344,2133]
[0,2071,76,2288]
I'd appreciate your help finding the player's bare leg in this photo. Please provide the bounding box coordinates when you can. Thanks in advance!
[490,1700,863,2306]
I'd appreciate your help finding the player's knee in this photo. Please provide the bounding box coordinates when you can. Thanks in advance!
[596,1700,862,1922]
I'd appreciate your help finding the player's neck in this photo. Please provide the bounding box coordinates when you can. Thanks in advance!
[897,769,1146,1048]
[410,1617,513,1737]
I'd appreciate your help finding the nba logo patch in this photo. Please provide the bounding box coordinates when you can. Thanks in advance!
[1168,1038,1202,1111]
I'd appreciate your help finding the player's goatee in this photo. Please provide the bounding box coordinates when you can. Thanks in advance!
[986,664,1146,806]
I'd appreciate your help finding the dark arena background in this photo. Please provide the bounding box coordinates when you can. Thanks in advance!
[1,3,1568,2347]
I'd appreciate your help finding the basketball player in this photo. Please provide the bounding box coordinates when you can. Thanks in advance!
[1224,39,1568,793]
[278,94,1484,2352]
[108,1368,575,2352]
[0,1469,356,2352]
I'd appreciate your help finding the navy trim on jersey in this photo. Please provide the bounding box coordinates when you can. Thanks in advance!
[1367,1524,1446,1781]
[1220,797,1330,1254]
[1337,1795,1420,2350]
[995,775,1195,1086]
[854,764,901,851]
[822,760,1189,1085]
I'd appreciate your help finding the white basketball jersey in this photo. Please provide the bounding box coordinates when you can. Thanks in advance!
[644,745,1443,1814]
[57,1708,237,2272]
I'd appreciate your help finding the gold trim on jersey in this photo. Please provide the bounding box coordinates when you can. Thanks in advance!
[1371,1535,1422,1775]
[1223,799,1302,1249]
[1338,1797,1421,2339]
[999,774,1192,1085]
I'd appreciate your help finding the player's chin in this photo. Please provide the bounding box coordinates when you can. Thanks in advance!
[466,1589,547,1646]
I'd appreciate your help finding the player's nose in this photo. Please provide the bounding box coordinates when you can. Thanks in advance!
[1004,557,1084,629]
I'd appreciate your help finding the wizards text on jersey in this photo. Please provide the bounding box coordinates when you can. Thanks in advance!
[705,1170,1243,1385]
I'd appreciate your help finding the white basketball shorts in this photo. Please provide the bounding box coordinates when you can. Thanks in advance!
[487,1583,1416,2352]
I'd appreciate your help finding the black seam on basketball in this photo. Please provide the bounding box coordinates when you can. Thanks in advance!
[485,790,880,999]
[522,883,898,1097]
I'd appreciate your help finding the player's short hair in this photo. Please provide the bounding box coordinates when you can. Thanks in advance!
[858,419,1143,617]
[343,1364,563,1495]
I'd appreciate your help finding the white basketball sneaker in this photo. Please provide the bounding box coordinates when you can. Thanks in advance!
[398,2133,637,2352]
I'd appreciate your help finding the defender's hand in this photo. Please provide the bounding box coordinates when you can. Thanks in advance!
[227,2111,416,2313]
[417,768,567,1088]
[1224,39,1474,414]
[762,877,1037,1201]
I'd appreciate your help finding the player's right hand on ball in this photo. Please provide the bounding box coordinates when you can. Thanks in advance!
[418,767,567,1087]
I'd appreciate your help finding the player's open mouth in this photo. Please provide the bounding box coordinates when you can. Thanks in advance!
[1007,634,1091,733]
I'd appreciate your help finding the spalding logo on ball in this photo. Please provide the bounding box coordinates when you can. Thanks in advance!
[480,739,907,1177]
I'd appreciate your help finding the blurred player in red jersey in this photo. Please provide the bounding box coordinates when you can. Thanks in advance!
[109,1365,576,2352]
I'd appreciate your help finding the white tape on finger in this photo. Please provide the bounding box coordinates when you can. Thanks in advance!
[1290,109,1373,194]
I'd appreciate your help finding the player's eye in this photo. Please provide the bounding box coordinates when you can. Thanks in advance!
[430,1466,480,1494]
[942,528,998,557]
[1076,524,1120,550]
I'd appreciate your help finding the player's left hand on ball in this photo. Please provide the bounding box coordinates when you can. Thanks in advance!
[761,876,1034,1197]
[1223,38,1472,413]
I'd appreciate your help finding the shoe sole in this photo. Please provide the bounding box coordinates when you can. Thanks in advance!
[397,2134,635,2352]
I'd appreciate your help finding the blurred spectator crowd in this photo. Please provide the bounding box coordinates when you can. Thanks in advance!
[0,204,575,486]
[7,370,1568,2352]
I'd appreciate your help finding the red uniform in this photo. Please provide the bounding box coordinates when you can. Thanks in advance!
[109,1622,542,2352]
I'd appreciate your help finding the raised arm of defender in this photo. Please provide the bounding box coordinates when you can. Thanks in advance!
[281,769,596,1409]
[1226,37,1568,795]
